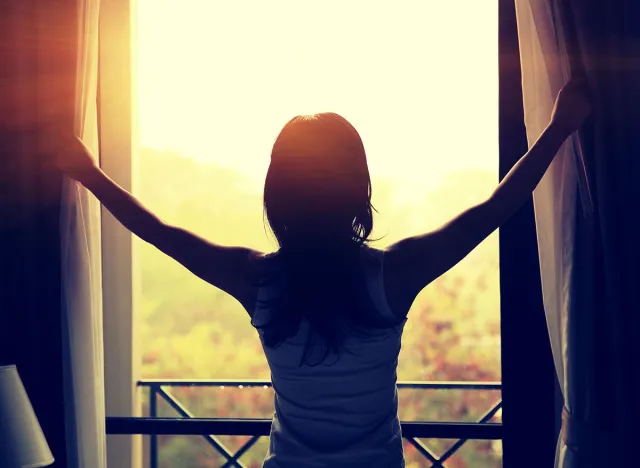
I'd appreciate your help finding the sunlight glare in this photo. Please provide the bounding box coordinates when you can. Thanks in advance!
[136,0,498,197]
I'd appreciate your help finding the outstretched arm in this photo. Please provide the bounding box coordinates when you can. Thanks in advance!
[77,166,167,246]
[51,138,259,306]
[384,79,592,313]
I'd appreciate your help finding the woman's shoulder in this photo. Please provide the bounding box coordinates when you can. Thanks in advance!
[247,250,286,286]
[361,244,385,264]
[363,244,384,255]
[253,250,282,269]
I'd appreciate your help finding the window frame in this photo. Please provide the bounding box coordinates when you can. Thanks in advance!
[498,0,559,466]
[100,1,559,467]
[100,0,142,466]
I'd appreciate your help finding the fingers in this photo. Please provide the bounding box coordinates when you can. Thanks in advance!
[562,76,590,97]
[559,76,592,108]
[44,132,79,153]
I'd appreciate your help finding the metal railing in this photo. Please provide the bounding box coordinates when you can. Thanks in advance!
[105,379,502,468]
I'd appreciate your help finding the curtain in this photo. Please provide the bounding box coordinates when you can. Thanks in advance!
[515,0,640,466]
[514,4,577,463]
[60,0,107,467]
[1,2,95,466]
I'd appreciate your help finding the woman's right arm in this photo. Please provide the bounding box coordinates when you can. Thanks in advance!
[48,134,261,310]
[384,79,592,313]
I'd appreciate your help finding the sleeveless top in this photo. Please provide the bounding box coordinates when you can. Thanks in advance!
[251,246,406,468]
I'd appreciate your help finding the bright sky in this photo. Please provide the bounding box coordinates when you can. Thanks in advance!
[136,0,498,194]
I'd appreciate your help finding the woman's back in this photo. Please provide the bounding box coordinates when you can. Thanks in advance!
[252,247,406,468]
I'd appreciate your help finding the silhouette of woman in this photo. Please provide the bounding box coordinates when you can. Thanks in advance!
[50,79,590,467]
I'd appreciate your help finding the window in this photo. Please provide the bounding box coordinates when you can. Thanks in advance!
[101,1,562,467]
[133,1,500,466]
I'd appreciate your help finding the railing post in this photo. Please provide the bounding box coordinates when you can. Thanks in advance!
[150,386,157,468]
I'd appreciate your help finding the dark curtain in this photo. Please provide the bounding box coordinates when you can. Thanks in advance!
[562,0,640,464]
[1,1,79,467]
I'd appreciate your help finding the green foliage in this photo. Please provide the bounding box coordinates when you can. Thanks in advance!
[137,148,501,467]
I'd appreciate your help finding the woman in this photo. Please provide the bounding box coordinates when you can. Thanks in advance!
[51,79,590,467]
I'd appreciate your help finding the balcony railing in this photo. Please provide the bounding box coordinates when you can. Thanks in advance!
[106,379,502,468]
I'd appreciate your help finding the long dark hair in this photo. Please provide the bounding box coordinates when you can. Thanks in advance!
[252,113,401,365]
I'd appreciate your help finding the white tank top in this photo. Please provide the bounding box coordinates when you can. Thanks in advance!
[252,247,406,468]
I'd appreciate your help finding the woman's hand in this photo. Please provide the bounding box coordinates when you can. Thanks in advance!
[549,77,593,137]
[46,132,100,183]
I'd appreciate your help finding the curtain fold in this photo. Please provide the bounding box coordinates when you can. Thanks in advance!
[516,0,640,466]
[60,0,106,467]
[515,0,576,429]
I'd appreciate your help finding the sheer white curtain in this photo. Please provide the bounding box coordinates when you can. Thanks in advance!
[60,0,106,466]
[514,1,578,466]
